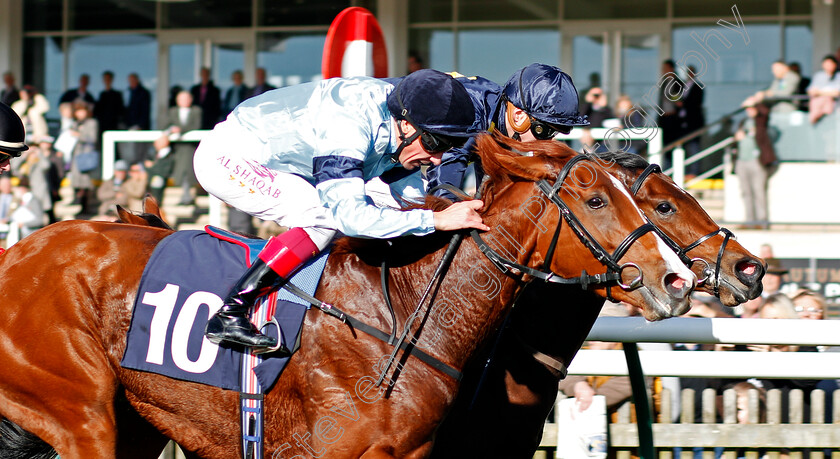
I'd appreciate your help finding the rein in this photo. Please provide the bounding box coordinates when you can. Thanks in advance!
[278,278,462,381]
[472,155,652,292]
[629,163,734,296]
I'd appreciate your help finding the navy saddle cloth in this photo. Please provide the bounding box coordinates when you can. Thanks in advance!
[120,227,329,391]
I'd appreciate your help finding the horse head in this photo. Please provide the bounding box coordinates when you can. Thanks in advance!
[594,151,764,305]
[474,134,696,320]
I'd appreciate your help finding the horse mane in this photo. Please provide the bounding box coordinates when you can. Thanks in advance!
[587,150,650,170]
[473,133,577,209]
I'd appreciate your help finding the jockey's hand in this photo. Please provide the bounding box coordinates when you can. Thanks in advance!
[433,200,490,232]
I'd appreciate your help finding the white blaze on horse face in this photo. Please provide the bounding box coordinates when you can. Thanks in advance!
[606,174,695,291]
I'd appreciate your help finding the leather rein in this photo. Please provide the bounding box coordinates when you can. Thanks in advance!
[471,154,654,296]
[629,163,734,297]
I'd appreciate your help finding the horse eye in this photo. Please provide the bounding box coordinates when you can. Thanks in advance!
[656,202,675,214]
[587,197,606,209]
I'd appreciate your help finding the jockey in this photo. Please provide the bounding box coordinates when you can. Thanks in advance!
[0,102,28,174]
[193,69,489,352]
[426,63,590,199]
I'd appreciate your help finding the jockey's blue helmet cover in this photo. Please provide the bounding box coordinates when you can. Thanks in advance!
[0,102,28,157]
[387,69,479,137]
[502,63,589,127]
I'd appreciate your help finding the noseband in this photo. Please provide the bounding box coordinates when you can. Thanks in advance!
[630,163,734,297]
[472,155,655,293]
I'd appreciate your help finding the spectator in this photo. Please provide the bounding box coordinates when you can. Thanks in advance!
[96,159,145,216]
[728,380,767,424]
[125,73,151,131]
[677,65,705,176]
[222,70,250,117]
[612,95,646,155]
[733,98,778,229]
[658,59,683,147]
[754,292,823,424]
[17,140,54,225]
[739,297,762,319]
[806,55,840,124]
[67,102,99,216]
[757,292,797,321]
[558,344,633,413]
[791,288,826,321]
[145,134,173,206]
[249,67,275,98]
[581,87,613,128]
[407,50,425,74]
[788,61,810,111]
[9,176,45,239]
[761,258,788,296]
[59,74,96,107]
[94,70,125,138]
[52,101,77,176]
[159,90,202,206]
[1,72,20,106]
[190,67,221,130]
[752,60,801,114]
[123,73,151,166]
[11,85,50,143]
[227,206,256,235]
[0,176,13,240]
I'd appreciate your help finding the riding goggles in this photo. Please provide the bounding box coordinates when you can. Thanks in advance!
[530,118,572,140]
[419,130,461,153]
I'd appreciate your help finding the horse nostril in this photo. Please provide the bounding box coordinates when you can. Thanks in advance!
[664,273,692,298]
[736,260,762,283]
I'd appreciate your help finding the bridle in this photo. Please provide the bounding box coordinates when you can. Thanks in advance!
[471,155,656,295]
[629,163,734,297]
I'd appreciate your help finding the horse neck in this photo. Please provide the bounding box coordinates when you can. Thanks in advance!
[509,283,605,368]
[389,187,544,372]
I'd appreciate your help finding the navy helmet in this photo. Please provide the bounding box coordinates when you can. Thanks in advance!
[387,69,479,138]
[0,103,28,157]
[502,63,589,128]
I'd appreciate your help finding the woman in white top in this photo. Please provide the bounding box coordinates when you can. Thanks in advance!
[807,55,840,124]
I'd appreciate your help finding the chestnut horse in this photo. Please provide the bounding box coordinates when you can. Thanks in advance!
[0,134,696,458]
[430,138,765,458]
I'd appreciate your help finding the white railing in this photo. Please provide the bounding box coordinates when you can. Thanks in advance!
[101,129,224,227]
[571,317,840,379]
[555,127,663,165]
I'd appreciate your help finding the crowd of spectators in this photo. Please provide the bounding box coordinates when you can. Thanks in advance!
[0,67,282,241]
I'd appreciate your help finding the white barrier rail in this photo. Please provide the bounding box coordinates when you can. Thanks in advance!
[569,317,840,379]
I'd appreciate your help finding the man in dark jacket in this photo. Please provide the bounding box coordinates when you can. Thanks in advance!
[190,67,221,130]
[94,71,125,137]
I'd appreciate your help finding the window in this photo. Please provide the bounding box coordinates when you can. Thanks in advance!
[257,33,329,86]
[68,0,155,30]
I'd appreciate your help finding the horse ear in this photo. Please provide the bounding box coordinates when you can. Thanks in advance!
[116,206,148,226]
[142,194,167,223]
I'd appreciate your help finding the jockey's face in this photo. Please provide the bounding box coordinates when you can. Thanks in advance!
[0,155,11,174]
[395,119,444,170]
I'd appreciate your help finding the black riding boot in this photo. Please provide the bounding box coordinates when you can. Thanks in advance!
[205,258,290,354]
